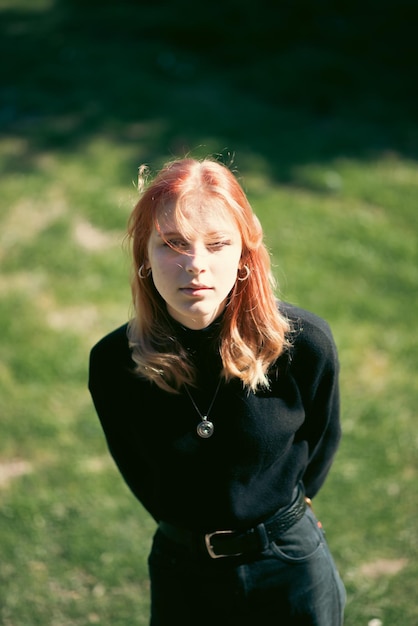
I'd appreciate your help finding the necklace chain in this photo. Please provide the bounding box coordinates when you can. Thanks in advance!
[184,379,222,438]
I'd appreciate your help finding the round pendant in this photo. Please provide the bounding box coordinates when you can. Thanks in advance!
[197,418,214,438]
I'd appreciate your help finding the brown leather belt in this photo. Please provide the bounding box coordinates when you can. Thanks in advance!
[159,485,307,559]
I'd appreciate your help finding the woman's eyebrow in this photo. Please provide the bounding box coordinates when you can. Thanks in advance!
[158,229,234,239]
[154,228,183,240]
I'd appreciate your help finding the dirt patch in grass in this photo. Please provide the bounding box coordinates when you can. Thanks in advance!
[73,219,121,251]
[359,558,409,579]
[0,459,33,488]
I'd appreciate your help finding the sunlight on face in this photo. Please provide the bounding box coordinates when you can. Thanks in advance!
[146,202,243,329]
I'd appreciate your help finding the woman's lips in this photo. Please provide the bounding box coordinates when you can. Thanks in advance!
[180,284,211,296]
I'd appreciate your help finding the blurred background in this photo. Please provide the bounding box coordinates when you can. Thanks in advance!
[1,1,417,624]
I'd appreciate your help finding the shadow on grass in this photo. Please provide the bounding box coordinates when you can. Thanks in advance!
[1,0,417,180]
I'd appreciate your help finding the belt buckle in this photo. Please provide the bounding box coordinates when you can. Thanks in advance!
[204,529,243,559]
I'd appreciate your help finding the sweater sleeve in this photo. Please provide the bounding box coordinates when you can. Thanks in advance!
[302,350,340,498]
[289,309,342,499]
[88,326,160,521]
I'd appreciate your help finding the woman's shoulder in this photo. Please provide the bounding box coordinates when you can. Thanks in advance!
[279,301,338,364]
[90,322,131,367]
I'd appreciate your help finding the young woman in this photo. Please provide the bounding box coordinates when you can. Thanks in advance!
[88,157,346,625]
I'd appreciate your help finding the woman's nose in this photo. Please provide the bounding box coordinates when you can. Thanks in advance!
[183,246,207,274]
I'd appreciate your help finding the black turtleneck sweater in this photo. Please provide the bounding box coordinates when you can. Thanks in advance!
[88,303,341,532]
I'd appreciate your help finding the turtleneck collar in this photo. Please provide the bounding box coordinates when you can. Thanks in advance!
[168,313,224,351]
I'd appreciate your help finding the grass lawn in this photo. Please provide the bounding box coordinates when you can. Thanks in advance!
[1,1,417,624]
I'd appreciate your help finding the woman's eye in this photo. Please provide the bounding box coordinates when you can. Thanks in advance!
[209,240,230,249]
[163,238,231,251]
[165,239,188,249]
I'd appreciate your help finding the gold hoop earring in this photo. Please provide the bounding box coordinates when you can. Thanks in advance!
[237,264,250,281]
[138,264,151,279]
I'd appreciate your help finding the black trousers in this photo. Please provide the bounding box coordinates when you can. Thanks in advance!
[148,506,345,626]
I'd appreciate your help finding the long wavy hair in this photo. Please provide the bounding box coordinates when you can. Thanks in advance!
[126,157,291,393]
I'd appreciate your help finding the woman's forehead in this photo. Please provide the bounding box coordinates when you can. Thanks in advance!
[156,199,238,233]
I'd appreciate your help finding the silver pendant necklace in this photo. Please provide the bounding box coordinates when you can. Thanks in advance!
[184,379,222,438]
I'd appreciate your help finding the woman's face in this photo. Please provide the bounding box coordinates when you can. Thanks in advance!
[146,203,243,329]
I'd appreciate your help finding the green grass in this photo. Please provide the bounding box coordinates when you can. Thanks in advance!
[1,0,418,624]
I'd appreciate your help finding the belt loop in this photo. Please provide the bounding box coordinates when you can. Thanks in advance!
[256,521,270,551]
